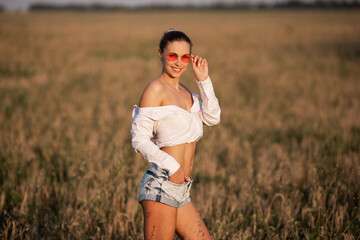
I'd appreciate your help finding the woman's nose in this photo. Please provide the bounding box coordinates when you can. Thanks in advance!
[175,58,181,65]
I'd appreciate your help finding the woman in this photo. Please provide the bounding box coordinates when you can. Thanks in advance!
[131,29,221,240]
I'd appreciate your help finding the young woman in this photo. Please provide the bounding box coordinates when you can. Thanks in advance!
[131,29,221,240]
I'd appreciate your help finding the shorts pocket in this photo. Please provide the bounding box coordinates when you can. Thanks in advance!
[166,180,185,187]
[162,180,189,203]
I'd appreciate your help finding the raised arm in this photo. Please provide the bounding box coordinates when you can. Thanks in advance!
[196,76,221,126]
[191,55,221,126]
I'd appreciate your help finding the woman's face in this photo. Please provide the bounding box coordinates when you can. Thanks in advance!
[159,40,191,79]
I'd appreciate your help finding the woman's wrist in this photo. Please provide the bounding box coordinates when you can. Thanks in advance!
[196,75,209,82]
[196,75,210,83]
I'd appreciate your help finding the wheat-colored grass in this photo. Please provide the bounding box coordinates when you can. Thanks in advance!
[0,10,359,239]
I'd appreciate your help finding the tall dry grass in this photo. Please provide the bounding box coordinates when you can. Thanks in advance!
[0,10,359,239]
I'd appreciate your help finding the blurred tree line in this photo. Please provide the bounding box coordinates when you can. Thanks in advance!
[29,0,360,11]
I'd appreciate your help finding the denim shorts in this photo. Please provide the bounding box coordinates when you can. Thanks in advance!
[138,164,193,208]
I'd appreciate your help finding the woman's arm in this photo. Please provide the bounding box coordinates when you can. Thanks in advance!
[196,76,221,126]
[131,110,180,176]
[131,81,181,175]
[191,55,221,126]
[131,81,190,184]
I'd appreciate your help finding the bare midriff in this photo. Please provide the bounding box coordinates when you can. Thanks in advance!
[161,141,197,178]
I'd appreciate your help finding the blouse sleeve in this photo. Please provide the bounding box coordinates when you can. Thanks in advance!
[131,106,180,176]
[196,76,221,126]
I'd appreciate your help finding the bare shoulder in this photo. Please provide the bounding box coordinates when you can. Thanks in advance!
[139,79,164,108]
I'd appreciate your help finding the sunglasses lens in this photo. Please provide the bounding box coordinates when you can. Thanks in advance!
[181,54,190,63]
[167,53,177,62]
[166,53,190,63]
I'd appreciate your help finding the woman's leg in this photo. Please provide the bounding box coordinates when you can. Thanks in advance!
[141,200,177,240]
[175,202,212,240]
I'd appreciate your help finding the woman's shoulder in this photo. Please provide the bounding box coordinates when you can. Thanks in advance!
[139,79,164,108]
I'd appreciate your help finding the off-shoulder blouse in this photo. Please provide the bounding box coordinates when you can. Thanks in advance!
[131,77,221,176]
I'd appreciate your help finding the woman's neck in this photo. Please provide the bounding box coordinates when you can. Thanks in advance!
[160,72,180,91]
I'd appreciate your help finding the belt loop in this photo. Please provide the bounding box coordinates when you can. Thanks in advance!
[156,195,161,202]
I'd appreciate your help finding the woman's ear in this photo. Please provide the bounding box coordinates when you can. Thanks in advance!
[158,48,163,61]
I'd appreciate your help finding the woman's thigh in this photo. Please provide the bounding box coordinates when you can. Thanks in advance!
[141,200,177,240]
[176,202,212,240]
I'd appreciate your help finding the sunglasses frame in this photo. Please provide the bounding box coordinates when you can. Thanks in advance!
[166,52,192,63]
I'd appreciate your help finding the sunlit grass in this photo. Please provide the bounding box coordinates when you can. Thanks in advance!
[0,10,359,239]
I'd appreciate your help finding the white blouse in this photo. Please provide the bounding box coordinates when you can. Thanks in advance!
[131,76,221,176]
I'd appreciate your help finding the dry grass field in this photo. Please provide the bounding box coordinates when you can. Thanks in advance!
[0,9,359,239]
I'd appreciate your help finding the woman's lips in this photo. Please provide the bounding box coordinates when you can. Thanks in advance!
[172,67,181,73]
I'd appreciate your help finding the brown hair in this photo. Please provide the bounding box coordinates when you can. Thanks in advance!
[159,29,192,53]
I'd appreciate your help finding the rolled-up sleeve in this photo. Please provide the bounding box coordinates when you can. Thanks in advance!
[196,76,221,126]
[131,106,180,176]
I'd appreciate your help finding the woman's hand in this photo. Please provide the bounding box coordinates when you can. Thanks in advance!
[169,167,190,184]
[191,55,209,82]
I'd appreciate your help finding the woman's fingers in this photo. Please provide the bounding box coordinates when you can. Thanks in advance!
[191,55,197,67]
[191,55,206,67]
[191,55,209,82]
[201,58,208,67]
[196,57,202,67]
